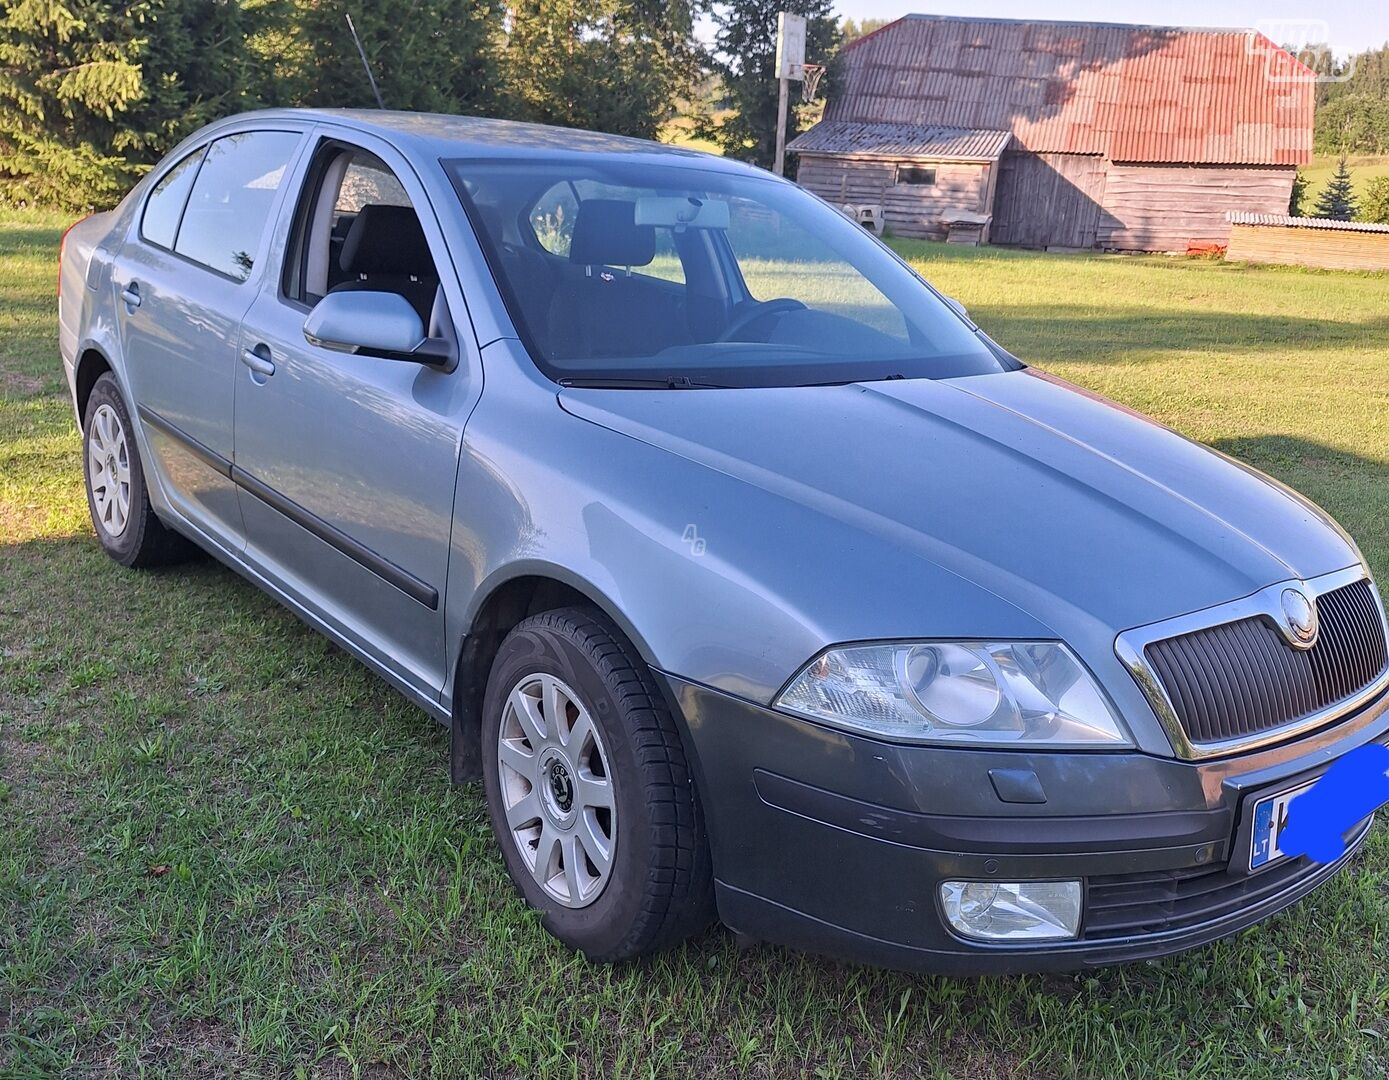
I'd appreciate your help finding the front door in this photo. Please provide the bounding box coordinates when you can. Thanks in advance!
[114,127,307,546]
[232,134,477,702]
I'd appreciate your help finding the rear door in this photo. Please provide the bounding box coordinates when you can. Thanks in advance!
[113,126,308,547]
[232,131,480,702]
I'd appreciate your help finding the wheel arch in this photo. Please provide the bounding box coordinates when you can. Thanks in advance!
[449,564,671,781]
[74,346,114,430]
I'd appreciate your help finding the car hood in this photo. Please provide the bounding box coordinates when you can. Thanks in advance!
[558,368,1360,636]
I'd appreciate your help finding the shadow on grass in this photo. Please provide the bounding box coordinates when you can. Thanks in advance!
[0,223,66,251]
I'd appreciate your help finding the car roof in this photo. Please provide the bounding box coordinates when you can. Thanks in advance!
[215,108,766,177]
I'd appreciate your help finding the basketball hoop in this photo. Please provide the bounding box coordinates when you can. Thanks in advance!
[800,63,825,103]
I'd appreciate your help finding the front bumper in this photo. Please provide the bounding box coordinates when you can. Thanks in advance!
[662,674,1389,975]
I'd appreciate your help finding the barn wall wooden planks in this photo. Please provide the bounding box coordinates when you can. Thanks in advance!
[795,154,990,239]
[991,152,1107,248]
[1227,223,1389,271]
[1098,164,1296,252]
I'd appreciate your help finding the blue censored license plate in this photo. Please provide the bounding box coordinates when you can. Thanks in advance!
[1250,781,1315,870]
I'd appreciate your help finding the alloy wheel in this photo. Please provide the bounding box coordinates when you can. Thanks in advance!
[87,402,132,538]
[496,672,617,908]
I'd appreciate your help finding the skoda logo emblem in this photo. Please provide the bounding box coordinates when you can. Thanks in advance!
[548,760,574,812]
[1280,588,1319,648]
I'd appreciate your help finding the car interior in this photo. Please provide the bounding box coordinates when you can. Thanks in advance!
[288,147,447,337]
[459,174,920,374]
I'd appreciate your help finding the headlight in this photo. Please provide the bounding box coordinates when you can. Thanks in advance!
[775,641,1130,747]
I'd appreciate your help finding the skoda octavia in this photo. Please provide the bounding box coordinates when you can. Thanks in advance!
[57,110,1389,972]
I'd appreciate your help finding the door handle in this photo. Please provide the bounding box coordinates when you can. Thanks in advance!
[240,347,276,377]
[120,283,141,310]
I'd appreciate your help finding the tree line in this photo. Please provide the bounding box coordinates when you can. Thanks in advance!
[0,0,837,210]
[1297,43,1389,155]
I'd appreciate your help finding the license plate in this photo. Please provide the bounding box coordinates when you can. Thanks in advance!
[1250,781,1315,870]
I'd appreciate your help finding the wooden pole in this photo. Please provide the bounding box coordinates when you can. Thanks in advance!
[774,76,789,176]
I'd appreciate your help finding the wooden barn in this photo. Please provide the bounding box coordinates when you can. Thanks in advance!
[789,15,1315,251]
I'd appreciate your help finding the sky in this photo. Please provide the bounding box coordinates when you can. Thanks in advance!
[830,1,1389,59]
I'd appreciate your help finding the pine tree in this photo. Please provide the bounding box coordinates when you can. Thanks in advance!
[0,0,251,209]
[700,0,840,169]
[1312,158,1358,221]
[503,0,701,140]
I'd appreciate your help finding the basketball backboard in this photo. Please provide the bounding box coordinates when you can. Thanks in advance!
[775,12,807,80]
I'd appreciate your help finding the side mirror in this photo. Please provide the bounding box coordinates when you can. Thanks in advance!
[303,290,451,366]
[943,295,970,322]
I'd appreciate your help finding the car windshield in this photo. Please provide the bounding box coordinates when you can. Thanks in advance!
[446,158,1010,388]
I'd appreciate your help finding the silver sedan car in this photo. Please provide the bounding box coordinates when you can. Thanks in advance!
[57,110,1389,973]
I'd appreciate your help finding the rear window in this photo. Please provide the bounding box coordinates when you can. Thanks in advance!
[174,131,302,282]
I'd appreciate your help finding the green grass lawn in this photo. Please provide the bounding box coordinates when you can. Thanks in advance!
[4,211,1389,1078]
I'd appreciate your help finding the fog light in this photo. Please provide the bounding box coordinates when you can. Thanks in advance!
[939,880,1082,942]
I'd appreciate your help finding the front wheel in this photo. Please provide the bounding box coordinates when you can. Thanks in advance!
[481,606,714,961]
[82,373,192,568]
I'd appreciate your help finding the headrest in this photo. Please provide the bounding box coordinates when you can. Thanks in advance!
[340,204,433,276]
[569,199,654,267]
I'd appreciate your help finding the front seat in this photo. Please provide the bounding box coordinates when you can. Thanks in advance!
[546,199,668,359]
[330,204,439,324]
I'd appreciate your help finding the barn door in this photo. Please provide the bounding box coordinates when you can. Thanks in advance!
[992,153,1106,249]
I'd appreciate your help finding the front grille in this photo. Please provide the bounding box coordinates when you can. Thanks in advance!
[1145,579,1388,747]
[1085,858,1315,940]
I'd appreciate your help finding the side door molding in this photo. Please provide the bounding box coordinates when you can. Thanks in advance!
[138,403,439,609]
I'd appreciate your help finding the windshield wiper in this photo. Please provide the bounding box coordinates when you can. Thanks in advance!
[559,376,729,389]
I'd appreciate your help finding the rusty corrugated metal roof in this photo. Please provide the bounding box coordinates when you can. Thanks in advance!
[1229,212,1389,234]
[828,15,1315,165]
[787,121,1011,161]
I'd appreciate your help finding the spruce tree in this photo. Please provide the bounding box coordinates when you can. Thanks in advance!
[1312,158,1358,221]
[700,0,840,169]
[0,0,251,209]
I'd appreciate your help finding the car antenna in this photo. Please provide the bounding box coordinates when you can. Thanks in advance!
[345,11,385,109]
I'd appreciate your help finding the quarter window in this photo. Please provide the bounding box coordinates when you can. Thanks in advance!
[140,149,205,250]
[529,181,579,257]
[335,154,411,212]
[175,131,302,282]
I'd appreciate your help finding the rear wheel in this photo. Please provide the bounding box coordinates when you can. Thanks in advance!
[82,373,192,568]
[481,606,714,961]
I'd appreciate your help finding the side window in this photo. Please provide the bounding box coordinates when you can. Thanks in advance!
[645,230,685,285]
[175,130,302,282]
[140,148,205,250]
[285,145,442,322]
[529,182,578,257]
[723,196,909,341]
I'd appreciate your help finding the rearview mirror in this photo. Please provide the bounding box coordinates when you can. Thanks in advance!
[303,291,449,365]
[635,196,730,230]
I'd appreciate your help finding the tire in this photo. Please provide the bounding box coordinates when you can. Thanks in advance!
[82,373,193,568]
[481,606,714,961]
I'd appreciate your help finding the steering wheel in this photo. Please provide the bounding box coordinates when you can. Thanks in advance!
[717,298,807,342]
